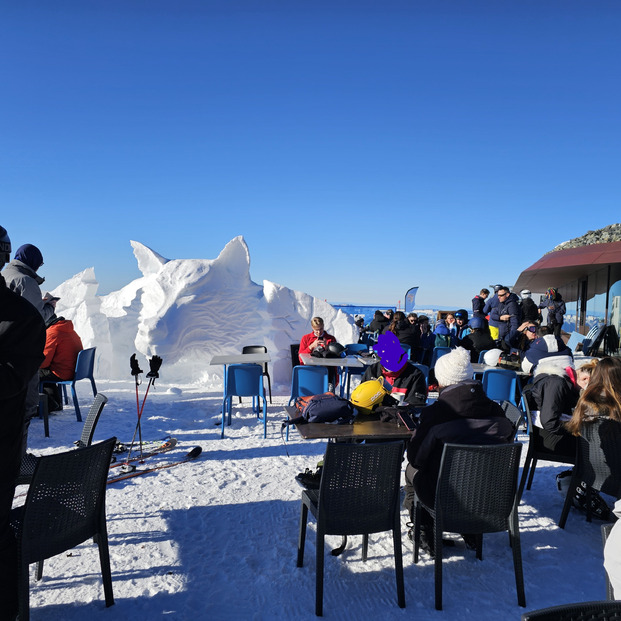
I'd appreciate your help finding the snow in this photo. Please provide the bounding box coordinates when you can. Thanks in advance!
[17,237,612,620]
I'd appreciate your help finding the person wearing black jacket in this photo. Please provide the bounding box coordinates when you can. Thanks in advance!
[362,359,427,407]
[403,347,513,556]
[367,310,389,334]
[0,226,46,618]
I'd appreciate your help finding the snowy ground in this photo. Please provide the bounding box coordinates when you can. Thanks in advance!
[17,379,613,621]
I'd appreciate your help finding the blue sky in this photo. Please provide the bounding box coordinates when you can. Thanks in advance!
[2,1,620,308]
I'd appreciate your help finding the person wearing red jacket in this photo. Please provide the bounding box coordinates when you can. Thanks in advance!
[298,317,336,361]
[39,315,83,410]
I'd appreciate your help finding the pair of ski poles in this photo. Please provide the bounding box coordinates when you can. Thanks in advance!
[124,354,163,466]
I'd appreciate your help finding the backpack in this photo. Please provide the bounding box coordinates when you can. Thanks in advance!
[287,392,355,426]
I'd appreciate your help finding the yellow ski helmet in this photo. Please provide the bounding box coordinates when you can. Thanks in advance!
[350,378,390,415]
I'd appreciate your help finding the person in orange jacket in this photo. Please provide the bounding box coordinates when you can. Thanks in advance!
[39,314,83,410]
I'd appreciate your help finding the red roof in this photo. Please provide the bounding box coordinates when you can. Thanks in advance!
[513,241,621,300]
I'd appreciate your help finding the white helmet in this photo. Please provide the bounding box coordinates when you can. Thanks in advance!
[520,289,532,299]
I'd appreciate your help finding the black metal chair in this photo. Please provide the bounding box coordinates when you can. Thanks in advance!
[521,600,621,620]
[558,419,621,528]
[517,394,575,501]
[412,442,525,610]
[16,393,109,486]
[240,345,272,404]
[297,441,405,616]
[11,436,117,621]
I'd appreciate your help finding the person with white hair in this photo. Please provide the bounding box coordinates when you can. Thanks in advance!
[403,347,514,557]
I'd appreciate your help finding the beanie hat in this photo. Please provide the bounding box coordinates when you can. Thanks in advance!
[14,244,43,272]
[434,347,474,388]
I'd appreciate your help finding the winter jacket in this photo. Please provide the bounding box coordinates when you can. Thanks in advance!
[496,292,522,339]
[362,361,427,407]
[383,319,418,349]
[472,295,487,318]
[539,295,566,327]
[298,330,336,363]
[459,330,497,363]
[483,294,500,328]
[522,358,579,436]
[41,318,84,380]
[520,297,539,323]
[521,334,573,374]
[0,275,46,400]
[368,313,389,334]
[2,259,55,322]
[407,380,513,506]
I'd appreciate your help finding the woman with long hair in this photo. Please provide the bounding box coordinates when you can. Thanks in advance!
[566,357,621,436]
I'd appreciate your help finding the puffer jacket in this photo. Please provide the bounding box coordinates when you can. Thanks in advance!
[2,259,55,322]
[41,318,84,380]
[407,380,513,505]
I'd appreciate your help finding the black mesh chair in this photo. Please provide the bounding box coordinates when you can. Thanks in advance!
[501,400,526,440]
[521,600,621,620]
[297,441,405,617]
[16,393,109,486]
[517,394,575,501]
[240,345,272,404]
[11,436,117,621]
[558,419,621,528]
[603,523,615,600]
[413,442,525,610]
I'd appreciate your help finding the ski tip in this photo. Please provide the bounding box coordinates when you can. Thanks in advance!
[188,446,202,459]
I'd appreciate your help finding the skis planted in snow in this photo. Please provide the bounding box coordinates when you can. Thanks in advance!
[107,446,202,484]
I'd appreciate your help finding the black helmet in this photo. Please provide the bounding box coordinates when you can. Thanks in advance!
[328,342,346,357]
[455,309,469,320]
[0,226,11,268]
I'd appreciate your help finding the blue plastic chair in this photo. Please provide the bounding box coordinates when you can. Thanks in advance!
[286,366,329,440]
[341,344,368,399]
[221,364,268,439]
[401,343,412,360]
[482,368,518,406]
[430,347,452,369]
[411,362,430,387]
[39,347,97,422]
[477,350,490,363]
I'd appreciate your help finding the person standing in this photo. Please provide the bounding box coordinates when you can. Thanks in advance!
[0,226,46,619]
[2,243,57,456]
[539,287,566,339]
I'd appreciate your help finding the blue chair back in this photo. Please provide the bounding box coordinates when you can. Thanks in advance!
[477,350,490,364]
[75,348,96,381]
[289,366,329,405]
[345,343,368,355]
[430,347,452,369]
[401,343,411,360]
[226,364,264,398]
[411,362,430,386]
[482,368,518,405]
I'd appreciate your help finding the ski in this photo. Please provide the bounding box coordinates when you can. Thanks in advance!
[110,438,178,468]
[107,446,202,484]
[112,436,172,454]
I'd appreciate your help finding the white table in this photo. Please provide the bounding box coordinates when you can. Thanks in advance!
[471,363,530,377]
[209,353,272,415]
[299,353,364,399]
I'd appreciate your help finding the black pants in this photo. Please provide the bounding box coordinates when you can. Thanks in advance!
[0,390,27,618]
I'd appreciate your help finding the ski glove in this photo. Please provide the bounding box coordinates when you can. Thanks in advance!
[130,353,143,376]
[147,355,163,379]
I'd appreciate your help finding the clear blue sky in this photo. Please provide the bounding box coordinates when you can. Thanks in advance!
[2,1,620,308]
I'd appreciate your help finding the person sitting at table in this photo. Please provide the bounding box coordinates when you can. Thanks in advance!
[362,332,427,407]
[367,309,389,335]
[298,316,338,389]
[382,311,418,353]
[458,316,496,363]
[521,348,580,462]
[403,347,514,557]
